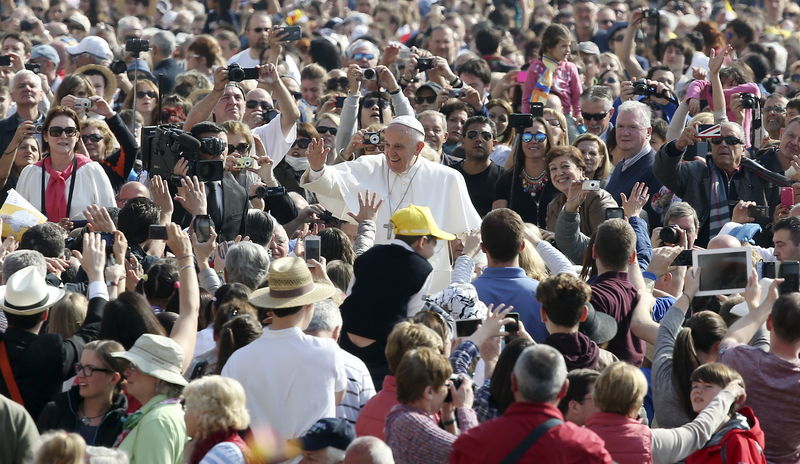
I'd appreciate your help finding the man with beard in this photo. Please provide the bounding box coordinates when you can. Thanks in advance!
[762,94,789,145]
[452,116,507,216]
[227,12,272,67]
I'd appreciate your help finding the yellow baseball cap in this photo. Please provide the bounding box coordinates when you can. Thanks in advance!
[391,204,455,240]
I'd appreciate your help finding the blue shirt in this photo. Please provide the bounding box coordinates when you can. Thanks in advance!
[472,267,545,341]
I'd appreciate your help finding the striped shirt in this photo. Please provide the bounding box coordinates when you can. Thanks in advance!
[336,349,376,424]
[199,442,246,464]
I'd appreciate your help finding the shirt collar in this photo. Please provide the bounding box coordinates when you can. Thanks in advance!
[390,238,416,253]
[621,144,652,171]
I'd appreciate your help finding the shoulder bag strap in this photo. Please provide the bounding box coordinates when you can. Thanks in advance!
[499,417,562,464]
[0,340,24,406]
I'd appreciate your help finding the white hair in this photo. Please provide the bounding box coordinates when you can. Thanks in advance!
[720,121,745,140]
[11,70,39,89]
[617,100,652,129]
[225,242,270,290]
[417,110,446,128]
[345,436,395,464]
[307,299,342,333]
[513,345,567,403]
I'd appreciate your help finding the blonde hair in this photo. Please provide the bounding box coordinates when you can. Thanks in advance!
[518,224,547,281]
[573,133,613,180]
[34,431,86,464]
[221,120,255,148]
[688,112,714,127]
[543,108,568,146]
[81,119,115,160]
[593,362,648,417]
[182,375,250,440]
[46,292,88,339]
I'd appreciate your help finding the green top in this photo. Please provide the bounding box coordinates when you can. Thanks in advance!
[118,394,186,464]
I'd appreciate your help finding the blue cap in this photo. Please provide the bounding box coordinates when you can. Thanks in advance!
[127,59,151,73]
[300,418,354,451]
[31,45,60,66]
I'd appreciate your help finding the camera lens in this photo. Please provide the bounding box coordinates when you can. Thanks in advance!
[659,225,681,245]
[363,68,376,80]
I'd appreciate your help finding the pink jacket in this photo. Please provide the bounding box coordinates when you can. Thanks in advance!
[355,375,398,440]
[522,58,582,118]
[684,80,760,147]
[586,412,654,464]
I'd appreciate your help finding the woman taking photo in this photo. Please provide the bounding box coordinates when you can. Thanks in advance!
[37,340,127,447]
[573,133,613,184]
[493,117,559,227]
[16,106,115,223]
[182,375,252,464]
[0,133,40,204]
[545,146,617,236]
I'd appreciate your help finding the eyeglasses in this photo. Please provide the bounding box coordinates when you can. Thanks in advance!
[351,53,375,61]
[81,134,104,143]
[48,126,78,137]
[764,106,786,114]
[228,143,251,153]
[327,77,349,90]
[316,126,338,135]
[466,130,493,141]
[545,119,561,128]
[363,98,389,109]
[710,136,744,145]
[582,111,609,121]
[74,363,113,377]
[415,95,437,104]
[250,27,269,33]
[521,132,547,143]
[136,91,156,99]
[293,138,311,148]
[246,100,271,110]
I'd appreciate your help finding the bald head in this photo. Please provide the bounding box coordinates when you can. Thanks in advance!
[344,437,394,464]
[708,234,742,249]
[117,181,150,207]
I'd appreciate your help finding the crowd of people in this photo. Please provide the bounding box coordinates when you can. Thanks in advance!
[1,0,800,462]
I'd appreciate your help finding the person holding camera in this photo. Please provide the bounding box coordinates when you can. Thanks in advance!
[0,70,45,157]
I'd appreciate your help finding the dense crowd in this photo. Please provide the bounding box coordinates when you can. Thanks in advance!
[0,0,800,463]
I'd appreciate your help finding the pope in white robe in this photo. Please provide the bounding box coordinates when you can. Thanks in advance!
[301,115,481,291]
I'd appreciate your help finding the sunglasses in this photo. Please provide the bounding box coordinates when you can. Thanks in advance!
[327,77,349,89]
[81,134,104,143]
[604,77,619,84]
[48,126,78,137]
[521,132,547,143]
[582,111,609,121]
[466,130,493,141]
[363,98,389,109]
[246,100,271,109]
[791,74,800,82]
[293,138,311,148]
[351,53,375,61]
[228,143,250,153]
[74,363,113,377]
[415,95,437,104]
[136,91,156,99]
[317,126,338,135]
[710,136,744,145]
[251,27,269,33]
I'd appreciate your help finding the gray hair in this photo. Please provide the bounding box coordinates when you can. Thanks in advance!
[663,201,699,231]
[720,121,745,140]
[155,379,184,399]
[3,250,46,283]
[346,39,379,58]
[513,345,567,403]
[85,446,129,464]
[345,436,395,464]
[11,70,39,90]
[306,299,342,333]
[117,16,143,33]
[418,110,446,128]
[617,100,652,129]
[580,86,613,111]
[151,30,176,56]
[225,242,270,290]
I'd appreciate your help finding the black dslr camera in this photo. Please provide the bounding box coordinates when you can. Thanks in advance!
[125,38,150,53]
[227,63,259,82]
[740,93,759,109]
[659,224,682,245]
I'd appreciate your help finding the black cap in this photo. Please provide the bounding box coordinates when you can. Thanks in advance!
[578,302,618,345]
[301,418,355,451]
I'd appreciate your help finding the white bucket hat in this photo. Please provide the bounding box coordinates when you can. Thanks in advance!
[0,266,65,315]
[111,334,188,386]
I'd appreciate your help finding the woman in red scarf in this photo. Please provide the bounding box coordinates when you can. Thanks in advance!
[16,106,115,223]
[182,375,252,464]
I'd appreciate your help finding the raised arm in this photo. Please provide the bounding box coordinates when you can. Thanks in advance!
[709,46,732,123]
[183,67,228,132]
[258,63,300,136]
[0,121,35,189]
[619,9,647,79]
[165,222,200,372]
[721,277,779,348]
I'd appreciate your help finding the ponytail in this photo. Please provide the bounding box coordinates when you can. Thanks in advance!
[672,310,727,417]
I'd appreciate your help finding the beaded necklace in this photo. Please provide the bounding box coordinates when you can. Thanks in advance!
[520,168,548,197]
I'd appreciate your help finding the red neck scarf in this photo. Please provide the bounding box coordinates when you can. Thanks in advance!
[36,153,91,222]
[189,429,251,464]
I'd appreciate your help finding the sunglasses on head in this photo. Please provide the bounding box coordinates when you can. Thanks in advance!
[327,77,349,89]
[317,126,338,135]
[521,132,547,143]
[415,95,437,104]
[81,134,103,143]
[351,53,375,61]
[466,130,492,141]
[710,136,744,145]
[136,91,156,99]
[293,138,311,149]
[48,126,78,137]
[581,111,609,121]
[246,100,270,109]
[363,98,389,109]
[228,143,250,153]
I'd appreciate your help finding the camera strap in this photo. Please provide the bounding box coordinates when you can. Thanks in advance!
[40,156,79,220]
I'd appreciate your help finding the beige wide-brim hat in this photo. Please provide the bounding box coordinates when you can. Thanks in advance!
[111,334,188,386]
[74,64,118,102]
[0,266,65,315]
[249,257,337,309]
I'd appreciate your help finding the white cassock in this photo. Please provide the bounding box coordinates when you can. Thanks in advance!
[301,154,481,292]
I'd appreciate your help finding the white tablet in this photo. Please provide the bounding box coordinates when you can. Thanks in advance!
[692,247,752,296]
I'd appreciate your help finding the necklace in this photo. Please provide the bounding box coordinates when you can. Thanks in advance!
[383,157,422,239]
[80,406,106,426]
[520,168,547,198]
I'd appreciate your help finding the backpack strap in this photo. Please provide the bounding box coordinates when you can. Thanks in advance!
[0,340,24,406]
[499,417,562,464]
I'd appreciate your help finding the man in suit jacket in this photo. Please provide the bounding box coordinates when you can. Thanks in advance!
[172,122,249,241]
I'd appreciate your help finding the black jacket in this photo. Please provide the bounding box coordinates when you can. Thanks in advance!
[171,171,249,242]
[154,58,184,95]
[100,113,140,193]
[0,297,106,419]
[37,385,127,447]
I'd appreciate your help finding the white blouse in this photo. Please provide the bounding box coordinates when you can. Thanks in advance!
[16,161,116,220]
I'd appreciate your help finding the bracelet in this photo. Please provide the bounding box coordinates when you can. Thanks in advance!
[388,87,401,95]
[179,264,195,272]
[176,255,193,261]
[442,419,456,426]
